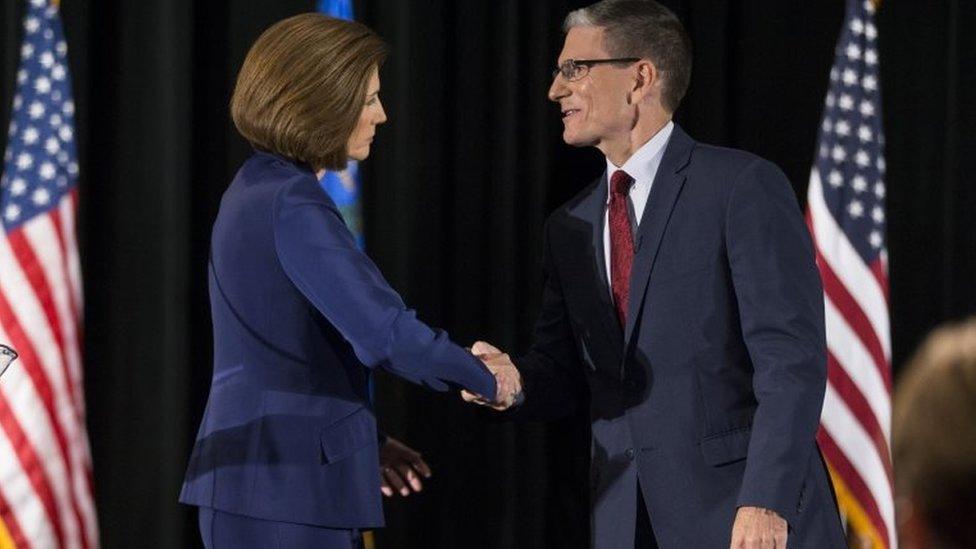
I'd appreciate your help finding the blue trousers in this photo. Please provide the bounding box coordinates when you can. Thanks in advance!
[198,507,363,549]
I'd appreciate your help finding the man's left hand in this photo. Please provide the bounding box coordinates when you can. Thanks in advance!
[730,506,788,549]
[379,437,431,497]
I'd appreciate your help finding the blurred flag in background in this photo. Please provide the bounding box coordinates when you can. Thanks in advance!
[0,0,98,548]
[807,0,895,547]
[317,0,366,250]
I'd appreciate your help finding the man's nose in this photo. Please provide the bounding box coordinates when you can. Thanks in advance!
[548,77,567,102]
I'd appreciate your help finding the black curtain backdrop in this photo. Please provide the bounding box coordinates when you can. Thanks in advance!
[1,1,974,547]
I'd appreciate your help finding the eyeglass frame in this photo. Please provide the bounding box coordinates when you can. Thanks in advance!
[551,57,641,82]
[0,343,17,378]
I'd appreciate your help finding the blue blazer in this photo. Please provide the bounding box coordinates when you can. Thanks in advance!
[179,151,496,529]
[514,125,846,547]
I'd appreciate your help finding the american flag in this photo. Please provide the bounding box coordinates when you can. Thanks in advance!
[807,0,894,547]
[0,0,97,548]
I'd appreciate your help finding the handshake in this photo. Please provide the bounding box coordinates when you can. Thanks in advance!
[462,341,523,411]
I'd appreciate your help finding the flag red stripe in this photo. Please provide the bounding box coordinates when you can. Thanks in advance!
[7,229,76,413]
[63,188,96,530]
[55,193,96,505]
[869,257,889,302]
[7,226,93,548]
[827,352,892,481]
[47,206,83,412]
[816,248,892,390]
[0,289,86,548]
[0,393,64,548]
[68,189,83,320]
[0,486,30,549]
[817,427,889,547]
[61,190,82,327]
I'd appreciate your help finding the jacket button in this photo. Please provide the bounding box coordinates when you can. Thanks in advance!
[625,448,636,460]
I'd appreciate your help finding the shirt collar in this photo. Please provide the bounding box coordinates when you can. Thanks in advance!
[604,120,674,198]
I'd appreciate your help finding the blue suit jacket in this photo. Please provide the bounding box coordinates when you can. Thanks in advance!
[179,151,496,529]
[514,125,846,547]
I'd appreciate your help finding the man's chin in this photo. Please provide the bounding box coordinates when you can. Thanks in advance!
[561,131,595,148]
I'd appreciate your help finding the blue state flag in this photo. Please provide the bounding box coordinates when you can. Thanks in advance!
[317,0,363,249]
[317,0,354,20]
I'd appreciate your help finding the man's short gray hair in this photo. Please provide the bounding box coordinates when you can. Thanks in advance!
[564,0,692,113]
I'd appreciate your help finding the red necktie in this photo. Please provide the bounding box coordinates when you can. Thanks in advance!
[609,170,634,328]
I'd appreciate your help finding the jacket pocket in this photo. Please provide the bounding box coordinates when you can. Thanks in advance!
[700,426,751,466]
[319,406,376,464]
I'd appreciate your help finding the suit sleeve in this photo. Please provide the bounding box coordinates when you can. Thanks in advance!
[725,159,828,525]
[272,177,497,399]
[510,217,588,422]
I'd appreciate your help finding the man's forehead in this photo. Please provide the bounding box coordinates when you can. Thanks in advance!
[559,26,608,62]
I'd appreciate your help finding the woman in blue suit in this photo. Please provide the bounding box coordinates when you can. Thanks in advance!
[179,14,513,548]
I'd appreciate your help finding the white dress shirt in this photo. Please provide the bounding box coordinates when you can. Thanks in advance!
[603,121,675,288]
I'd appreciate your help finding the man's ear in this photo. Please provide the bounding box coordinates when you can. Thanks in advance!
[632,60,659,103]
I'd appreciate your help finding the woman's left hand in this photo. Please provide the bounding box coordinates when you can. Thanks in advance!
[379,437,432,497]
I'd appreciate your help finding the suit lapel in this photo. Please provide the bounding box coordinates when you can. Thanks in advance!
[623,125,696,346]
[567,174,624,354]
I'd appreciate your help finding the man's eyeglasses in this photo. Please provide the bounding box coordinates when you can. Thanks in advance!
[552,58,640,82]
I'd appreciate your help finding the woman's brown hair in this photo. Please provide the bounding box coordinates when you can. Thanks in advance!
[231,13,387,171]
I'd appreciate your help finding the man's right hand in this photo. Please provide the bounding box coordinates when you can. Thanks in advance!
[462,340,523,410]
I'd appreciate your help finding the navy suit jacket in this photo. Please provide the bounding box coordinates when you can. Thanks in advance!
[514,125,845,547]
[179,151,496,529]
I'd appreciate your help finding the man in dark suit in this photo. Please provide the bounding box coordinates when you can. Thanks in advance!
[466,1,846,547]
